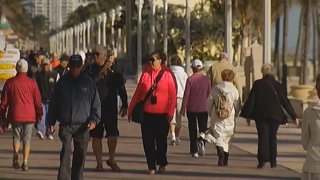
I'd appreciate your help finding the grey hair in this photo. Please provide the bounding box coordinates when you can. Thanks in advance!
[93,44,108,57]
[261,63,275,76]
[219,52,229,61]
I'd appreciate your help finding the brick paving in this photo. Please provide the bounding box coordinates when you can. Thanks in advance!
[0,80,302,180]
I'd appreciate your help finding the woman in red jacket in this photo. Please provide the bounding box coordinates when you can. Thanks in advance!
[0,59,43,171]
[128,51,177,175]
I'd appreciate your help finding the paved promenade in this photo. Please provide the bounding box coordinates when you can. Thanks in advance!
[0,80,303,180]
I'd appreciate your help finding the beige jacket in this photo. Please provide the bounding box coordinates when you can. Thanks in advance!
[207,59,241,98]
[302,102,320,173]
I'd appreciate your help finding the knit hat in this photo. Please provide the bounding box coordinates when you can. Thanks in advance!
[16,59,28,73]
[69,54,83,68]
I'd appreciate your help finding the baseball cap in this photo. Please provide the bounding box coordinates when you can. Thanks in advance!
[16,59,29,73]
[69,54,83,68]
[42,57,50,65]
[191,59,203,69]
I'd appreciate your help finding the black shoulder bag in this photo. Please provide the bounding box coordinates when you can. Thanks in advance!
[131,69,165,124]
[266,81,288,125]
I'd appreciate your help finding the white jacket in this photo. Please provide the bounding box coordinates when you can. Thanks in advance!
[170,65,188,99]
[207,81,239,152]
[302,102,320,173]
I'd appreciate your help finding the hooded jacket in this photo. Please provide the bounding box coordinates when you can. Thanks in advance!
[302,102,320,173]
[170,65,188,99]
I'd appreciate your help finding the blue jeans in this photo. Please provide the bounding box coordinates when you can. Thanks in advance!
[36,103,49,135]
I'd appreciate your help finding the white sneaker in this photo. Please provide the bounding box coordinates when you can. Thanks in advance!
[169,139,176,146]
[192,153,199,158]
[47,134,54,140]
[36,131,45,140]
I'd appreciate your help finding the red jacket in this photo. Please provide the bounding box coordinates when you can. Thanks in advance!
[128,66,177,118]
[0,73,42,124]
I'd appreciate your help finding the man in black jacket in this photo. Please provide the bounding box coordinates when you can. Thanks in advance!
[85,45,128,172]
[47,54,101,180]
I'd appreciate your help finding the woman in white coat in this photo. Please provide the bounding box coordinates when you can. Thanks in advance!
[301,74,320,180]
[207,69,239,166]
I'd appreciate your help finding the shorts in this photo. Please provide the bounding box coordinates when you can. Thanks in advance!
[90,108,119,138]
[171,98,183,128]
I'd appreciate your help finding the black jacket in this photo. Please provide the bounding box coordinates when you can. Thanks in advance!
[54,66,69,77]
[34,70,58,104]
[47,73,101,126]
[240,74,297,122]
[85,62,128,109]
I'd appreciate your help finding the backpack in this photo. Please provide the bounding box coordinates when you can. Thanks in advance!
[214,89,232,119]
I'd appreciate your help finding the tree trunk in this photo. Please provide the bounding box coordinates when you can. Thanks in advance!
[300,0,311,84]
[313,8,317,80]
[274,16,281,79]
[282,0,288,93]
[294,7,304,67]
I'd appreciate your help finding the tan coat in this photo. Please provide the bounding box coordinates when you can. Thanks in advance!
[207,59,241,99]
[301,102,320,174]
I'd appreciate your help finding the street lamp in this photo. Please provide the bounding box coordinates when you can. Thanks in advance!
[135,0,144,80]
[185,0,191,74]
[116,5,123,56]
[148,0,156,53]
[109,9,116,49]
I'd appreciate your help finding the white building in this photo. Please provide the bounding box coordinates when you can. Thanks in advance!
[22,0,97,30]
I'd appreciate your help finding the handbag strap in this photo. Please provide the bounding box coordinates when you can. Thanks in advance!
[141,68,165,104]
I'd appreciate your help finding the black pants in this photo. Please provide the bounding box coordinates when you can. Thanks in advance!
[255,120,279,165]
[58,124,90,180]
[141,113,169,170]
[187,112,208,154]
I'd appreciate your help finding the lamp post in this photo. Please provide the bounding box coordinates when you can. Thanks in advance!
[225,0,232,63]
[148,0,156,53]
[163,0,168,56]
[102,13,107,47]
[135,0,144,79]
[109,9,116,49]
[264,0,271,64]
[116,5,123,56]
[97,15,102,45]
[185,0,191,74]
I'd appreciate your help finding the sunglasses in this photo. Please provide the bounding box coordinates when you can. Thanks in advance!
[150,57,160,62]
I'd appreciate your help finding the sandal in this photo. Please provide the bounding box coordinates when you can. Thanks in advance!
[106,160,121,172]
[94,166,104,172]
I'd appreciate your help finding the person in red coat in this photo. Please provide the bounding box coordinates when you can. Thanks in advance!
[128,51,177,175]
[0,59,43,171]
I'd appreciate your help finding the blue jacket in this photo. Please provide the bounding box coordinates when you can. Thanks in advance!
[47,73,101,126]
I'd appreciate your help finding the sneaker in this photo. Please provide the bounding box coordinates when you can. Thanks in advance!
[169,139,176,146]
[47,134,54,140]
[192,153,199,158]
[12,161,20,169]
[21,163,28,171]
[198,140,205,156]
[176,137,181,144]
[36,131,44,140]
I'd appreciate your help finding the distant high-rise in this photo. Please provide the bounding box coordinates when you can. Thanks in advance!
[22,0,97,30]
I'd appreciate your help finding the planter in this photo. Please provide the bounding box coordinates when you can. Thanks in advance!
[289,85,315,100]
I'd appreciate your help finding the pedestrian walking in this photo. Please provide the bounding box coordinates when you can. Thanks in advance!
[207,52,241,98]
[301,74,320,180]
[0,59,43,171]
[85,45,128,172]
[54,54,69,77]
[34,57,59,140]
[169,55,188,146]
[47,54,101,180]
[240,63,299,169]
[128,50,177,175]
[180,59,211,158]
[207,69,239,166]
